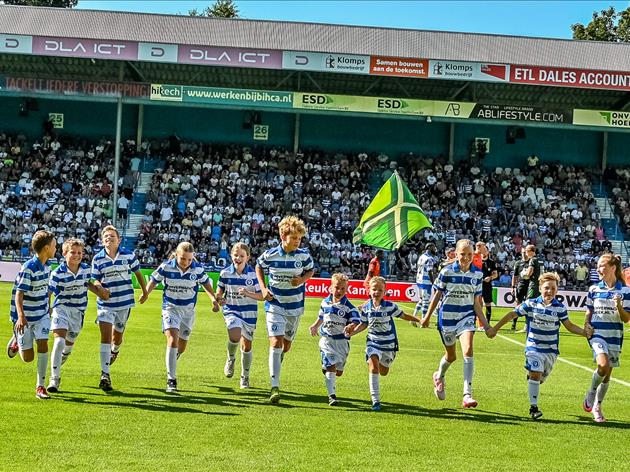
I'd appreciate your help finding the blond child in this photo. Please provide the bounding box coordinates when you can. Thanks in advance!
[309,273,360,406]
[140,242,219,393]
[487,272,590,420]
[345,276,421,411]
[216,242,263,389]
[256,216,314,404]
[47,238,109,392]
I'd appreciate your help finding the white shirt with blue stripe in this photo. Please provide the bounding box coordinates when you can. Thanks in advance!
[360,300,403,352]
[586,281,630,352]
[218,264,261,325]
[318,295,360,339]
[91,248,140,311]
[151,259,210,310]
[433,262,483,330]
[10,256,51,322]
[49,262,91,312]
[256,245,314,316]
[416,252,437,291]
[514,296,568,355]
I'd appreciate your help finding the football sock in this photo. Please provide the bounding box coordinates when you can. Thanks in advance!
[269,347,282,388]
[112,343,121,354]
[325,371,336,396]
[51,337,65,379]
[369,372,380,404]
[595,381,609,405]
[62,343,74,356]
[241,349,252,377]
[37,352,48,388]
[463,356,474,396]
[438,356,451,379]
[486,306,492,323]
[100,343,111,374]
[166,346,178,380]
[589,370,604,392]
[227,341,238,359]
[528,379,540,406]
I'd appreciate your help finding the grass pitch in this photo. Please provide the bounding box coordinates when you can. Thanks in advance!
[1,284,629,471]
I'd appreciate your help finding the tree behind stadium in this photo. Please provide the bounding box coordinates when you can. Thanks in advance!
[1,0,77,6]
[571,6,630,42]
[189,0,239,18]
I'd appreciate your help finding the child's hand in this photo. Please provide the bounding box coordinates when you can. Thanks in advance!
[613,293,623,306]
[100,287,111,301]
[309,324,318,337]
[139,292,148,304]
[217,294,227,306]
[343,325,354,337]
[15,317,27,335]
[262,287,274,301]
[212,300,220,312]
[290,276,304,287]
[584,324,594,338]
[485,326,497,338]
[420,316,430,328]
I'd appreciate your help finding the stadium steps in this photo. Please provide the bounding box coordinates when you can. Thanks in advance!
[121,171,155,250]
[594,195,630,265]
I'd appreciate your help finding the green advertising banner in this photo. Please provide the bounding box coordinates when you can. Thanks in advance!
[150,83,294,108]
[573,109,630,129]
[292,92,435,116]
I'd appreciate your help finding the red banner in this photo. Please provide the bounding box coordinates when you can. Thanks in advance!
[510,64,630,91]
[370,56,428,78]
[305,277,419,303]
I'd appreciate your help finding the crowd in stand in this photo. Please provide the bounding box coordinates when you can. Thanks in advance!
[608,167,630,238]
[0,129,135,261]
[0,128,619,289]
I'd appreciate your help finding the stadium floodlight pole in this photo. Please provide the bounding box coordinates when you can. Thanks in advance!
[293,112,301,155]
[448,123,455,164]
[112,95,123,228]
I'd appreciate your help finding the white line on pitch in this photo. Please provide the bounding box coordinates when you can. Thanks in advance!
[496,333,630,389]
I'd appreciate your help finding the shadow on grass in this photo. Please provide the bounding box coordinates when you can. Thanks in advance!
[54,386,630,429]
[55,386,239,416]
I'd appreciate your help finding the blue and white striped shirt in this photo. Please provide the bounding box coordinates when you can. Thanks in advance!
[218,264,261,325]
[515,296,568,355]
[586,281,630,352]
[49,262,91,312]
[151,259,210,310]
[360,299,403,352]
[416,252,437,291]
[433,262,483,330]
[256,245,314,316]
[318,295,360,340]
[91,248,140,311]
[10,256,51,322]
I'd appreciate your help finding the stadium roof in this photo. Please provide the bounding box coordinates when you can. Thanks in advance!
[2,5,630,72]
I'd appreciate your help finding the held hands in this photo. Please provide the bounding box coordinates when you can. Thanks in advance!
[485,326,497,338]
[420,316,431,328]
[139,292,148,304]
[99,287,111,301]
[261,287,274,302]
[343,324,355,337]
[584,324,594,339]
[211,299,220,313]
[218,294,227,306]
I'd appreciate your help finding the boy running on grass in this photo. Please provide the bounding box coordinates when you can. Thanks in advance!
[256,216,314,404]
[309,273,360,406]
[486,272,591,420]
[345,276,421,411]
[6,230,56,399]
[91,225,148,391]
[47,238,110,393]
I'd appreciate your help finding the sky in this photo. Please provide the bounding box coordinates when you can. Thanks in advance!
[75,0,630,39]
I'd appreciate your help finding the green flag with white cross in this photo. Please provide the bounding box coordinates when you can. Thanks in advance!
[352,171,432,250]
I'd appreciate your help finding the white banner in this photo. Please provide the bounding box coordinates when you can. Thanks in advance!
[283,51,370,74]
[495,287,589,310]
[428,60,509,82]
[0,262,21,284]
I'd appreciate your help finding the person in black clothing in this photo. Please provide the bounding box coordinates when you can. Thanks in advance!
[475,242,498,323]
[510,247,530,330]
[524,245,544,299]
